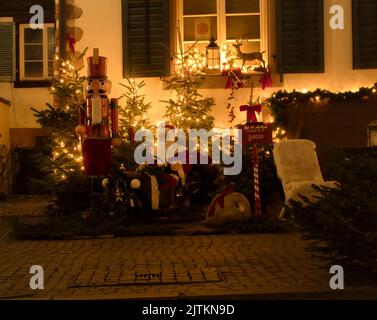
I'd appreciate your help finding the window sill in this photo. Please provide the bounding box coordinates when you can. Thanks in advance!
[14,81,50,88]
[162,73,283,90]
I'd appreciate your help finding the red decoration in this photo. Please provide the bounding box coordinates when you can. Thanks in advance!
[252,146,262,217]
[259,67,272,90]
[196,23,209,35]
[240,123,273,145]
[207,188,235,218]
[76,49,119,176]
[82,139,112,177]
[159,173,179,191]
[66,35,76,56]
[240,104,262,123]
[222,68,243,89]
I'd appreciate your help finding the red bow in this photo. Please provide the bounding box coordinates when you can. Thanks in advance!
[66,35,76,56]
[208,188,234,218]
[240,104,262,123]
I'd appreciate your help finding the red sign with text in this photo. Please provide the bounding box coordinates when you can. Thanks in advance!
[240,123,273,145]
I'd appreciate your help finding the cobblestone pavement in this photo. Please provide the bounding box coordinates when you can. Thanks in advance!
[0,198,376,300]
[0,195,50,217]
[0,228,369,300]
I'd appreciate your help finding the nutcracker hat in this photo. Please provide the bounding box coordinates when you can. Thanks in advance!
[87,48,108,78]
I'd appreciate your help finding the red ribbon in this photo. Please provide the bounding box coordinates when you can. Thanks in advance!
[240,104,262,123]
[208,188,234,218]
[66,35,76,56]
[259,67,272,90]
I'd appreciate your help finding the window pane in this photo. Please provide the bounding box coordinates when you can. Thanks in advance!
[25,62,43,77]
[48,44,55,60]
[24,28,43,43]
[226,16,260,40]
[48,61,54,77]
[226,0,260,13]
[48,28,55,44]
[24,45,43,60]
[184,17,217,41]
[183,0,217,15]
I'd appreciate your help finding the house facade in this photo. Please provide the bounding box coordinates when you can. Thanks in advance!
[0,0,377,194]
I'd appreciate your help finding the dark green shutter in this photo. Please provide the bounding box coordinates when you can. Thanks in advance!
[353,0,377,69]
[122,0,170,77]
[276,0,324,73]
[0,23,15,81]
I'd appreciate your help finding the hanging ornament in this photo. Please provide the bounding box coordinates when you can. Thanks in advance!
[115,181,124,203]
[66,35,76,57]
[259,66,273,90]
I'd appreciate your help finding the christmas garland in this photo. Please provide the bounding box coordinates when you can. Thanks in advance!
[268,83,377,132]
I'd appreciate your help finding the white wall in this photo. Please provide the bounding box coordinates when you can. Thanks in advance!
[0,82,53,130]
[284,0,377,91]
[2,0,376,135]
[72,0,377,129]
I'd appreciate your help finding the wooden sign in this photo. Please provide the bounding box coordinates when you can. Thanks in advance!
[241,123,273,145]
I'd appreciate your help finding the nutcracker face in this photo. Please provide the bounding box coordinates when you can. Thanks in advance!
[86,78,111,96]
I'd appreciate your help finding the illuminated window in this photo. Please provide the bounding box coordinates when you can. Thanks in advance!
[177,0,269,72]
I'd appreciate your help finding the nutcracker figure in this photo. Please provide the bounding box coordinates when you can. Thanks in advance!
[76,49,120,177]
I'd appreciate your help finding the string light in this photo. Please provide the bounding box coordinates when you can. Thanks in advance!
[176,46,206,76]
[269,83,377,143]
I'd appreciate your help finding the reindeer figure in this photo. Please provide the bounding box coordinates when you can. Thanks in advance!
[233,39,266,70]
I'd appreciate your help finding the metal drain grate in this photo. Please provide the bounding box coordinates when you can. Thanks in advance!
[69,268,223,288]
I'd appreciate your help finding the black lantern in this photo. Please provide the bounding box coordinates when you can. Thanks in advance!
[206,38,220,72]
[367,120,377,147]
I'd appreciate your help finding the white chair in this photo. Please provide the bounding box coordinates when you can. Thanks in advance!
[273,140,339,219]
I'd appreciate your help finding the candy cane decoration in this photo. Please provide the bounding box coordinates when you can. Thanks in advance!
[252,145,262,217]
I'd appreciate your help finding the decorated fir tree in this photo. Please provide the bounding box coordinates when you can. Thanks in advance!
[31,53,87,197]
[119,78,151,142]
[162,30,215,131]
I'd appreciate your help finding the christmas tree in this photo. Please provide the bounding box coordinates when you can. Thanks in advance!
[31,52,88,205]
[119,78,151,142]
[162,29,215,131]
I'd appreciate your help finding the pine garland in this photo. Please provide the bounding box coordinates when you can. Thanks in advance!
[268,83,377,131]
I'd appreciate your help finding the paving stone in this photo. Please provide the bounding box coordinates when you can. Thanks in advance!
[1,212,374,299]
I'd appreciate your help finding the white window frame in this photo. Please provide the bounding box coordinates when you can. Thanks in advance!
[19,23,55,81]
[176,0,269,70]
